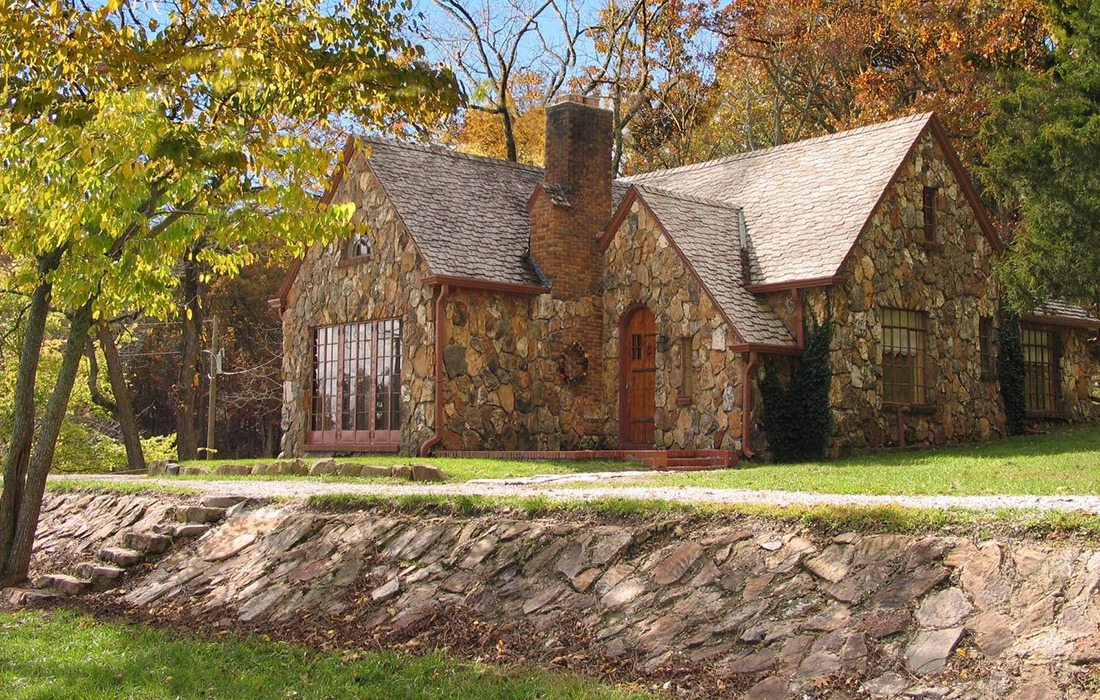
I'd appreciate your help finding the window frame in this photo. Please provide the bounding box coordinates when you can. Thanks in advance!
[306,318,402,450]
[979,316,996,381]
[1020,324,1061,417]
[340,231,372,265]
[881,308,929,407]
[922,186,938,243]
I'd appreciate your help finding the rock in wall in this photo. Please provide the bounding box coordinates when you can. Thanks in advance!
[25,493,1100,698]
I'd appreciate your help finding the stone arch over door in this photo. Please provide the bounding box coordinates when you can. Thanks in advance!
[620,305,657,447]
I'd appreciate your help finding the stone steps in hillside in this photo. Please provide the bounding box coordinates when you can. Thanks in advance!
[36,573,92,596]
[99,546,144,567]
[75,561,127,589]
[6,587,60,607]
[168,505,227,525]
[122,531,172,555]
[200,495,247,510]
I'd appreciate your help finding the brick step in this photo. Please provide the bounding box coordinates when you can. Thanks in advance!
[36,573,91,596]
[75,561,126,590]
[122,531,172,555]
[662,457,722,469]
[99,546,144,567]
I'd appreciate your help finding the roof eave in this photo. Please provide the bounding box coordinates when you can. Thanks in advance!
[1021,313,1100,330]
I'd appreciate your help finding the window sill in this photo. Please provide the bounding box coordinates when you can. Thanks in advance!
[337,256,371,269]
[1025,410,1063,421]
[883,402,935,415]
[917,239,943,252]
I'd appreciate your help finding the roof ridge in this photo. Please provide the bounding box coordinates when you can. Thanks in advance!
[625,112,934,182]
[635,183,741,211]
[357,135,545,173]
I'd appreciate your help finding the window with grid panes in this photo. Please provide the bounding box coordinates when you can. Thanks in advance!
[1021,326,1058,414]
[882,308,928,404]
[309,319,402,447]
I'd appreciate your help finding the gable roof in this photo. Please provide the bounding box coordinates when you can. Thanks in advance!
[622,185,796,346]
[1026,300,1100,329]
[624,112,999,287]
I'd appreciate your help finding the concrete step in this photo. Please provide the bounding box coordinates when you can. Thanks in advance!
[121,530,172,554]
[75,561,126,589]
[37,573,92,596]
[99,546,143,567]
[169,505,227,524]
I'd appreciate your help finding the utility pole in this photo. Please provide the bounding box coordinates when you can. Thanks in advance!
[205,315,218,459]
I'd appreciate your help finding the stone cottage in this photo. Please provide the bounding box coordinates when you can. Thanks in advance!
[274,96,1098,461]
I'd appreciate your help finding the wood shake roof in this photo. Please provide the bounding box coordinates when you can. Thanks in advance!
[624,113,935,286]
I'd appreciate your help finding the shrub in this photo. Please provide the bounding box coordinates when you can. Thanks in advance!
[760,319,834,462]
[998,313,1027,435]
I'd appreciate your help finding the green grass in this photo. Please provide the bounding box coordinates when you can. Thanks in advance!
[179,455,641,483]
[0,610,655,700]
[582,425,1100,496]
[304,491,1100,539]
[46,479,199,496]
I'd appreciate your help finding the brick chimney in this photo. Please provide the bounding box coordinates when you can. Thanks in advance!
[529,94,613,300]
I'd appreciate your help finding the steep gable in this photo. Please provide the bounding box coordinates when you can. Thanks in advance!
[625,113,997,288]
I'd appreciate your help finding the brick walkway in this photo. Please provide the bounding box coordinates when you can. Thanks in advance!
[55,473,1100,514]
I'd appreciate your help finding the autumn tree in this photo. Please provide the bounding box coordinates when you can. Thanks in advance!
[0,0,458,585]
[651,0,1050,167]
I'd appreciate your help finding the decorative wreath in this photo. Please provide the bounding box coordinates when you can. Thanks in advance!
[558,341,590,385]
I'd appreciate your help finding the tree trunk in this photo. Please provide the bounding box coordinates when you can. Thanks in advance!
[0,300,93,585]
[0,253,60,572]
[175,249,204,461]
[98,322,145,471]
[501,104,518,163]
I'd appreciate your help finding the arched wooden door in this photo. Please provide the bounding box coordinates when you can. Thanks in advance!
[620,306,657,446]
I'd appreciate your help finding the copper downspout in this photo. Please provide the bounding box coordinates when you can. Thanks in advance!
[418,283,450,456]
[741,351,759,460]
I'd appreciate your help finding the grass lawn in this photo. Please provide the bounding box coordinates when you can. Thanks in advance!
[0,610,654,700]
[585,424,1100,496]
[180,455,642,483]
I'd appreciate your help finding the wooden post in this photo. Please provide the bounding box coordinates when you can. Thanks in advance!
[205,316,218,458]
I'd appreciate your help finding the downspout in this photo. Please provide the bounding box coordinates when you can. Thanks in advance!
[741,351,759,460]
[419,282,450,456]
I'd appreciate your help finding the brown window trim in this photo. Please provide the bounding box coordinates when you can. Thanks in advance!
[882,308,929,405]
[1020,324,1061,417]
[307,318,403,450]
[922,186,938,243]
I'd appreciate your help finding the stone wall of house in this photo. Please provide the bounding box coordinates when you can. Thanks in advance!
[602,201,746,451]
[814,133,1004,453]
[438,288,615,452]
[1056,328,1098,422]
[280,155,435,456]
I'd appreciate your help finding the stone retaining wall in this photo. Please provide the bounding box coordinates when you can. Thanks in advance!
[26,493,1100,699]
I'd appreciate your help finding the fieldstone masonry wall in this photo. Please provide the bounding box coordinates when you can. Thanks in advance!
[26,493,1100,699]
[813,133,1004,452]
[281,155,435,456]
[602,202,746,451]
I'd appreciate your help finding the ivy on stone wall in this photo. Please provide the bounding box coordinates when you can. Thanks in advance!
[760,319,834,462]
[998,312,1028,435]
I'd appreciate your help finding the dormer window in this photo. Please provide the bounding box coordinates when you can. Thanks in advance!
[346,232,371,260]
[922,186,938,243]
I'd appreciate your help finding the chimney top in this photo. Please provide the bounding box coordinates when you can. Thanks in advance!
[552,93,602,109]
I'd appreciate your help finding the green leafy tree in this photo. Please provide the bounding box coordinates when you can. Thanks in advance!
[980,0,1100,313]
[0,0,459,585]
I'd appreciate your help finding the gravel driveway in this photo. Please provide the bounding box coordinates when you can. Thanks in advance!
[54,473,1100,514]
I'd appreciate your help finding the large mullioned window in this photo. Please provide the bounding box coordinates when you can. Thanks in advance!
[309,319,402,448]
[882,308,928,405]
[1021,326,1059,415]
